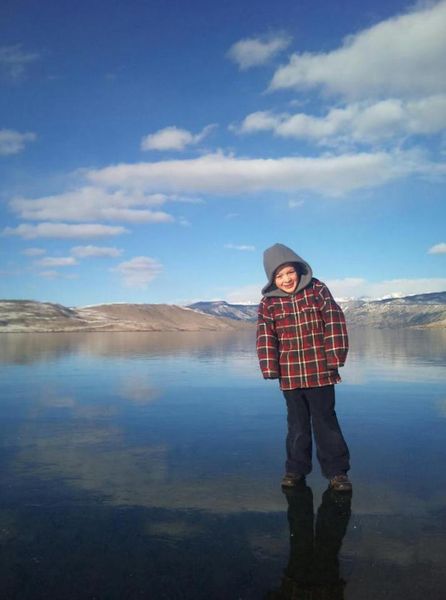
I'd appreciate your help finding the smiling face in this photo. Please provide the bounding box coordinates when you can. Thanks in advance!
[274,263,299,294]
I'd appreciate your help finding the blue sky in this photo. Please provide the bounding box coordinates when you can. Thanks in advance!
[1,0,445,306]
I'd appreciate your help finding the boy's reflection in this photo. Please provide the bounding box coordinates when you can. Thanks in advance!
[267,482,352,600]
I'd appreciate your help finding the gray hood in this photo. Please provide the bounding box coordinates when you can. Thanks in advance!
[261,243,313,297]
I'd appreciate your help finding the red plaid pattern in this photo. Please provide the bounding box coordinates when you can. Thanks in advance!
[256,278,348,390]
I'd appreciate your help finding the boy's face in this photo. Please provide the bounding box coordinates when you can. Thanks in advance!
[274,263,299,294]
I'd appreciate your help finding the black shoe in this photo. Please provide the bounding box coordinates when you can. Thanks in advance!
[281,473,305,488]
[329,474,352,492]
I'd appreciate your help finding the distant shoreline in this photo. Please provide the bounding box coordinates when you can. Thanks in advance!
[0,300,253,334]
[1,294,445,332]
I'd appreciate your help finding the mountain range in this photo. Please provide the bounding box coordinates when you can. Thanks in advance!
[0,301,249,333]
[0,291,445,333]
[188,292,446,329]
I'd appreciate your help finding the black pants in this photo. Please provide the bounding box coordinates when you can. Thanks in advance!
[283,385,350,478]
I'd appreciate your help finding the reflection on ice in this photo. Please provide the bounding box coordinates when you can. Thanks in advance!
[0,329,256,363]
[267,484,352,599]
[345,328,446,384]
[0,328,446,598]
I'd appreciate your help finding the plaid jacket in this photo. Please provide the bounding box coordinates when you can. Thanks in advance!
[256,278,348,390]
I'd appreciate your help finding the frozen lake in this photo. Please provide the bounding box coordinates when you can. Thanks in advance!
[1,327,445,599]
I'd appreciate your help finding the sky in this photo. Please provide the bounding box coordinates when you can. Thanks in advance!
[1,0,445,306]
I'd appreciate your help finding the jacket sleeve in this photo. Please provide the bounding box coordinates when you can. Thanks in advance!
[315,282,349,369]
[256,298,280,379]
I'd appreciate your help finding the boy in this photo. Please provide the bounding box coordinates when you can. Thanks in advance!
[256,243,351,492]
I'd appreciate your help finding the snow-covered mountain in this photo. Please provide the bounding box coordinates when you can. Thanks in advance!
[188,292,446,328]
[188,301,258,321]
[1,292,444,332]
[339,291,446,328]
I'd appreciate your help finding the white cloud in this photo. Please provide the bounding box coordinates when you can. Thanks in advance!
[3,223,128,239]
[37,270,60,279]
[71,245,123,258]
[227,33,291,69]
[38,270,78,280]
[178,217,191,227]
[171,196,204,204]
[0,44,40,79]
[428,242,446,254]
[87,150,438,197]
[9,187,173,223]
[288,199,304,208]
[141,124,215,151]
[224,244,255,251]
[36,256,77,267]
[238,111,282,133]
[0,129,36,155]
[270,1,446,99]
[114,256,162,288]
[225,284,263,304]
[239,95,446,145]
[21,247,46,256]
